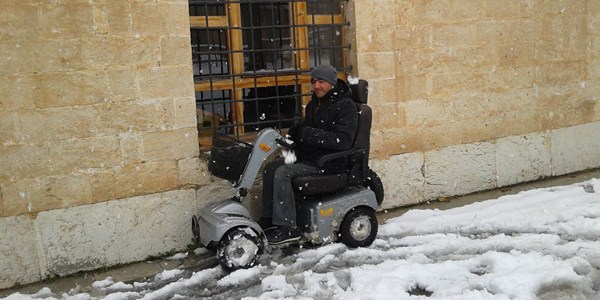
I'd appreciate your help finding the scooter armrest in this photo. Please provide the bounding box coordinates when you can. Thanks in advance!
[315,148,362,168]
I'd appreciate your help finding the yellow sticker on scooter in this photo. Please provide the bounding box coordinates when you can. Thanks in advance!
[260,143,271,152]
[320,208,333,216]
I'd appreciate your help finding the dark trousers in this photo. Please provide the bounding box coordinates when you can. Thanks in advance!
[261,158,320,228]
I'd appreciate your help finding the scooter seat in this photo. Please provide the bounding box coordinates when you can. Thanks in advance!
[292,173,348,196]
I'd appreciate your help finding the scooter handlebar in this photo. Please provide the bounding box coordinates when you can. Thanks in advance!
[275,137,295,150]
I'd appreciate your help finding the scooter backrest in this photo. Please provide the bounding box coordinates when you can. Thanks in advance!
[349,79,368,104]
[350,79,371,163]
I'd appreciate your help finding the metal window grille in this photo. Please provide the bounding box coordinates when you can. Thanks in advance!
[189,0,350,147]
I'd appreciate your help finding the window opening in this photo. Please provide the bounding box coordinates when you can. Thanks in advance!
[189,0,350,148]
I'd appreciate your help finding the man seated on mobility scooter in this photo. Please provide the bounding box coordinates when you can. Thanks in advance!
[260,64,359,245]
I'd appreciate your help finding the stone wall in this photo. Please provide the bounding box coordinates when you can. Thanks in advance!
[347,0,600,207]
[0,0,203,289]
[0,1,201,215]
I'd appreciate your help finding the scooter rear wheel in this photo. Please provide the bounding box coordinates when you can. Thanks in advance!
[339,207,378,248]
[217,227,264,271]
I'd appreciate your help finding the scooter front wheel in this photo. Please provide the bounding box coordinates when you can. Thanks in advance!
[339,207,378,248]
[217,227,264,271]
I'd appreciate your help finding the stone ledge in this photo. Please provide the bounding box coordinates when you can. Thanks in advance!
[0,188,199,289]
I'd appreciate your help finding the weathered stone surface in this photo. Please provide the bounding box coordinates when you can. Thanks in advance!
[33,39,83,73]
[0,4,40,42]
[0,112,19,146]
[0,75,34,112]
[142,127,199,161]
[38,3,95,39]
[174,97,199,129]
[90,160,179,203]
[0,216,40,289]
[2,175,93,215]
[81,36,160,69]
[371,153,425,209]
[424,142,496,199]
[178,157,211,187]
[551,122,600,176]
[0,144,50,181]
[138,66,195,99]
[0,40,35,75]
[36,189,197,276]
[49,135,122,172]
[18,107,97,143]
[496,133,552,187]
[32,71,110,109]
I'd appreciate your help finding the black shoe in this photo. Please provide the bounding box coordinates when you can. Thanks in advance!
[258,217,276,231]
[266,226,302,245]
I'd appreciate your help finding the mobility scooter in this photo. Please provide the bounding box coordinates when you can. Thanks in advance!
[191,80,384,270]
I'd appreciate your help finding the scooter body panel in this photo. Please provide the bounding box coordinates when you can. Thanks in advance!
[296,187,378,244]
[195,199,264,248]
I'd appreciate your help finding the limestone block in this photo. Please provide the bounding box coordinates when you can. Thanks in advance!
[0,4,40,42]
[0,75,34,112]
[81,36,160,69]
[39,3,94,39]
[428,23,479,48]
[0,144,50,181]
[404,99,452,127]
[370,153,425,209]
[119,133,144,165]
[371,103,406,130]
[354,0,396,28]
[19,106,96,143]
[0,40,35,75]
[379,128,424,156]
[0,215,41,289]
[90,160,179,203]
[482,0,533,19]
[131,2,189,37]
[106,68,138,101]
[49,135,122,172]
[396,74,430,102]
[142,127,199,161]
[178,157,211,187]
[102,1,132,35]
[424,142,496,199]
[496,133,552,187]
[2,175,93,215]
[138,66,194,99]
[161,36,193,67]
[537,1,587,15]
[356,52,395,80]
[536,17,587,61]
[355,26,397,53]
[0,112,19,146]
[94,99,173,135]
[366,78,398,104]
[36,189,197,276]
[551,122,600,176]
[33,39,83,73]
[412,1,482,24]
[174,97,198,129]
[32,71,110,109]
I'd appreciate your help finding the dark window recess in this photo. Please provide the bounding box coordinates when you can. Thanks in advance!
[243,85,301,132]
[189,0,225,16]
[191,29,229,81]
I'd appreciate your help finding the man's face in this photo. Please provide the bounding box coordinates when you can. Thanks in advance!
[311,79,333,99]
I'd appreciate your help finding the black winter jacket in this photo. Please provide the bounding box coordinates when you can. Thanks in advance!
[294,79,358,172]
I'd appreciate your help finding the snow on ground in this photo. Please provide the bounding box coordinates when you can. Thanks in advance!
[6,179,600,299]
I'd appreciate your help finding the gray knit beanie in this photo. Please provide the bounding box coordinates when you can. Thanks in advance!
[310,64,338,85]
